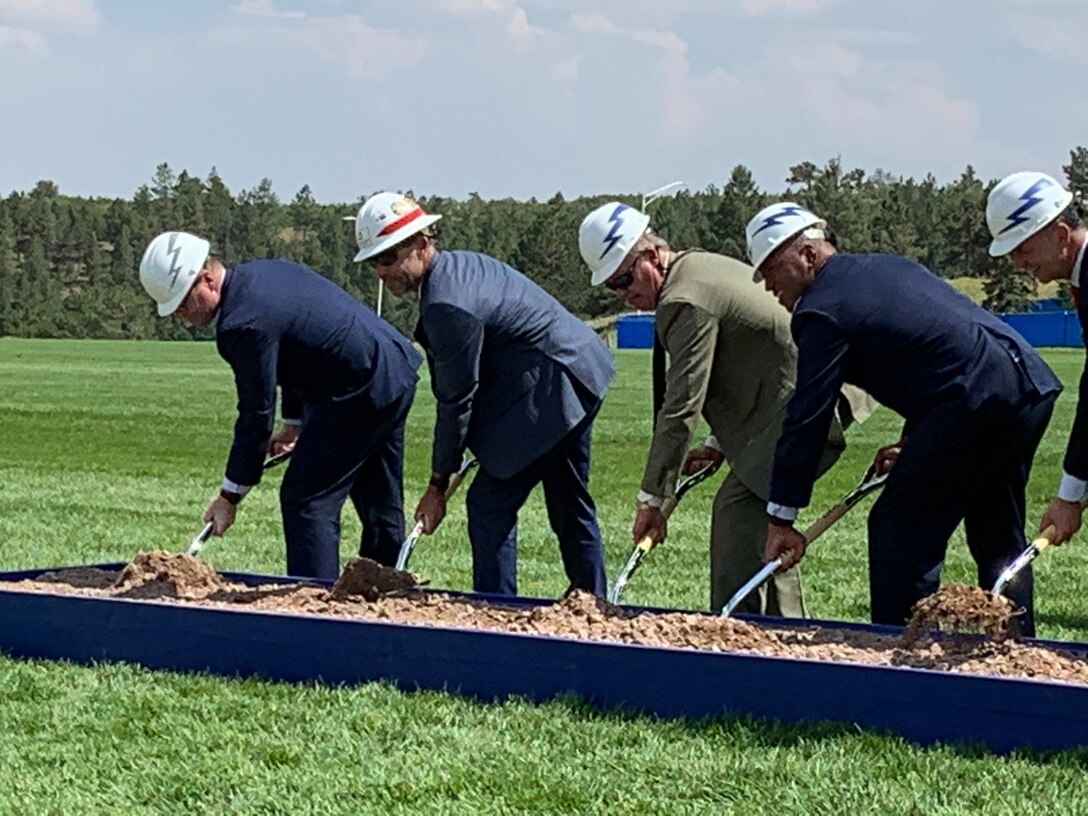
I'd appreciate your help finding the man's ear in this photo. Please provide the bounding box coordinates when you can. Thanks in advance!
[1056,221,1074,248]
[202,265,220,294]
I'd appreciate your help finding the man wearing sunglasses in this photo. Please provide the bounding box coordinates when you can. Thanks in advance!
[353,192,614,597]
[579,202,868,614]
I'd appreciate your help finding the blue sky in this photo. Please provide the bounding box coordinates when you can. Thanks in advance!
[0,0,1084,203]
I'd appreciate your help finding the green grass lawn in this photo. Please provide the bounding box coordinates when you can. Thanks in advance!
[2,337,1088,813]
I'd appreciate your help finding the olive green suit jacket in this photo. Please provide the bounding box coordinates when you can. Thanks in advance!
[641,250,871,501]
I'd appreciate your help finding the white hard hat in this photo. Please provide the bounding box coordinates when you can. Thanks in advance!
[986,172,1073,257]
[353,192,442,262]
[579,202,651,286]
[139,231,211,316]
[745,202,826,279]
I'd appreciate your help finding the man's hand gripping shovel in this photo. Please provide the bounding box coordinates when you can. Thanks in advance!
[720,461,888,617]
[186,449,293,557]
[607,460,722,605]
[395,457,479,571]
[991,501,1085,597]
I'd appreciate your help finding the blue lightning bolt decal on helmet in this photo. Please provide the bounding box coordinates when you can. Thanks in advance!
[752,205,814,238]
[998,177,1054,235]
[986,172,1074,257]
[599,203,631,260]
[579,202,651,286]
[745,201,827,278]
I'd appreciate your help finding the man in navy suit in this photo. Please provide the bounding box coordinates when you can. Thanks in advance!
[139,231,422,580]
[745,203,1061,635]
[352,193,613,597]
[987,172,1088,546]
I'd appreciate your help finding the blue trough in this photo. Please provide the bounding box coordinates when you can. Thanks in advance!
[1,563,1087,756]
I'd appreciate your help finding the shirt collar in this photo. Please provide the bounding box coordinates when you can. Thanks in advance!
[1073,235,1088,288]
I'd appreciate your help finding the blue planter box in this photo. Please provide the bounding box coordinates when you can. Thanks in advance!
[1,564,1087,755]
[616,313,656,349]
[999,311,1084,348]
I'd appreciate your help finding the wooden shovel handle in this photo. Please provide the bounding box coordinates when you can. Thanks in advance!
[802,502,850,545]
[1032,524,1058,552]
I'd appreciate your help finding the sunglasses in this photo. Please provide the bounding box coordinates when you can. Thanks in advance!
[372,242,408,268]
[604,252,641,291]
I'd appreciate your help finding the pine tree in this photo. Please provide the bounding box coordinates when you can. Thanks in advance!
[0,208,16,336]
[983,257,1035,313]
[712,165,764,259]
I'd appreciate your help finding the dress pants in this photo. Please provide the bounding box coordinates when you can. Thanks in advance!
[867,393,1055,636]
[279,386,414,580]
[465,411,607,597]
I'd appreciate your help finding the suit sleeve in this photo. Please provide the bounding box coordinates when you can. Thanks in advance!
[769,310,849,508]
[422,303,485,475]
[640,303,718,498]
[217,326,279,487]
[1062,356,1088,482]
[281,387,303,423]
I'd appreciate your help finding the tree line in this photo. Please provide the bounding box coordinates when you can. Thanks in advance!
[4,150,1088,340]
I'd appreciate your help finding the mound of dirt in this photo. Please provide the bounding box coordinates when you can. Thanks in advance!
[112,551,224,600]
[904,583,1022,643]
[328,557,421,601]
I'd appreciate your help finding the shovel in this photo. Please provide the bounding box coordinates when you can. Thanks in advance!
[607,460,722,605]
[991,525,1058,597]
[186,449,293,557]
[395,457,479,570]
[720,462,888,617]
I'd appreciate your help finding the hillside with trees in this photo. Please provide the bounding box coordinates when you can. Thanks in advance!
[4,151,1087,340]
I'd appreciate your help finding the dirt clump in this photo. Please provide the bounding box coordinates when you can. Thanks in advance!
[328,557,421,602]
[112,551,224,600]
[904,583,1022,643]
[36,567,117,590]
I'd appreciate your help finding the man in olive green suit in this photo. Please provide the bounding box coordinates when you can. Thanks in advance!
[579,202,870,614]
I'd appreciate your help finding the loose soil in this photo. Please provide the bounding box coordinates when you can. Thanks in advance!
[8,553,1088,687]
[904,583,1022,643]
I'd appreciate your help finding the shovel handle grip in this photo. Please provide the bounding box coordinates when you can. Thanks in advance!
[1032,524,1058,552]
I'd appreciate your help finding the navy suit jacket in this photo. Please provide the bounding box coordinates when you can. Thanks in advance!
[216,260,422,487]
[1067,253,1088,480]
[415,250,614,479]
[770,253,1061,508]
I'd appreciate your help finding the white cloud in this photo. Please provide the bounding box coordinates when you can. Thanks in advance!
[550,53,579,83]
[439,0,512,14]
[739,0,843,15]
[999,10,1088,64]
[570,13,686,55]
[756,36,980,175]
[0,23,46,51]
[0,0,100,30]
[301,16,426,79]
[506,7,542,46]
[837,27,916,46]
[232,0,306,20]
[437,0,544,48]
[569,12,709,140]
[217,3,426,80]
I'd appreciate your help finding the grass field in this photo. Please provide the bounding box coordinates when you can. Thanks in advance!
[3,337,1088,813]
